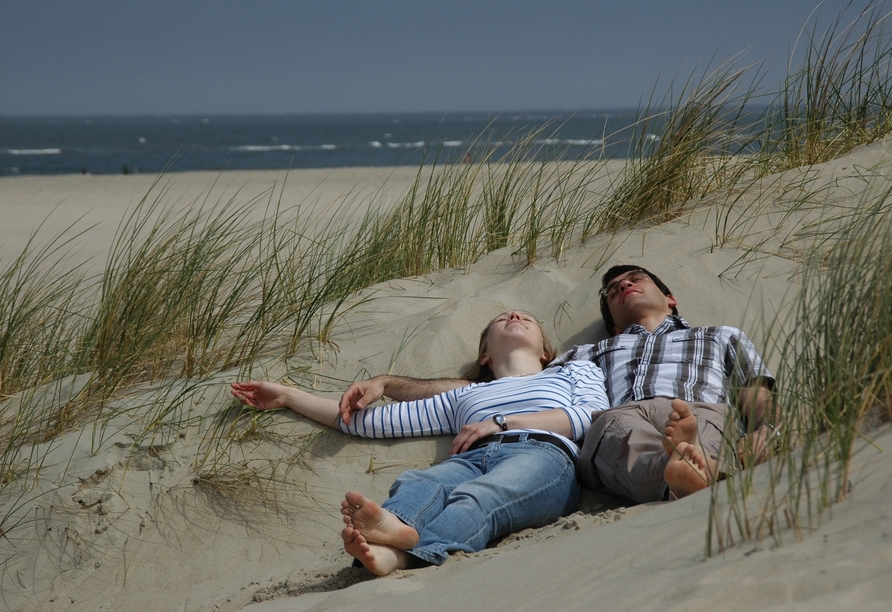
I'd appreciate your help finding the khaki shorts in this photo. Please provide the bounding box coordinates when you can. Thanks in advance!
[576,398,738,503]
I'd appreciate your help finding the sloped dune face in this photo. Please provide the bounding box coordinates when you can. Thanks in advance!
[2,141,892,611]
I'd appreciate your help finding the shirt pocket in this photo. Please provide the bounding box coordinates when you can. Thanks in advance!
[668,332,719,365]
[592,343,633,363]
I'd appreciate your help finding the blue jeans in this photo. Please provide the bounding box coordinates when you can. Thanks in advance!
[382,435,579,565]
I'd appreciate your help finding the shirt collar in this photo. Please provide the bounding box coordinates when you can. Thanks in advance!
[621,314,690,336]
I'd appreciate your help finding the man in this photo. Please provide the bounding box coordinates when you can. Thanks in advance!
[339,265,776,503]
[550,265,776,502]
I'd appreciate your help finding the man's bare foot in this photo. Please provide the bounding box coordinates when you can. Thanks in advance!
[664,441,717,499]
[341,524,409,577]
[340,491,419,549]
[662,399,702,455]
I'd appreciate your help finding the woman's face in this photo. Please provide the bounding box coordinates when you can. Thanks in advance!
[480,311,547,364]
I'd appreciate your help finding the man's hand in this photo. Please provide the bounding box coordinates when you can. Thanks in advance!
[737,423,780,467]
[338,375,470,426]
[450,419,501,455]
[737,380,776,429]
[338,377,387,426]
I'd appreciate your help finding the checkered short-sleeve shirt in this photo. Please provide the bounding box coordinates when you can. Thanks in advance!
[552,315,772,406]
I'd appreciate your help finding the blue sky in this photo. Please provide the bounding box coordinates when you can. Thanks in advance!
[0,0,859,115]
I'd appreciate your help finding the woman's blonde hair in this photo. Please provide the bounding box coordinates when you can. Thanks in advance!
[460,312,556,383]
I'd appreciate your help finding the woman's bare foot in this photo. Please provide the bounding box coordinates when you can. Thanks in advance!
[662,399,702,455]
[342,524,410,577]
[340,491,419,549]
[664,441,716,499]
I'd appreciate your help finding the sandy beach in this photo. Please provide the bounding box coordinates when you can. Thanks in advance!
[1,145,891,612]
[0,167,428,274]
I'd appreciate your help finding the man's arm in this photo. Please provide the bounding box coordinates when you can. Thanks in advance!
[737,378,777,429]
[338,375,469,425]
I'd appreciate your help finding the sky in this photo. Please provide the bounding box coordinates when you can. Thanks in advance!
[0,0,864,116]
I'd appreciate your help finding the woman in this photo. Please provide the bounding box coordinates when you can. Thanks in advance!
[231,310,608,576]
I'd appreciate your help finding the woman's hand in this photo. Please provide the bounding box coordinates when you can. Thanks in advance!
[230,381,289,411]
[450,419,501,455]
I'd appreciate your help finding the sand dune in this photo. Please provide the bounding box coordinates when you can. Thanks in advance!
[1,143,891,611]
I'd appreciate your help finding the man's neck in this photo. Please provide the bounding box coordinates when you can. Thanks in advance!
[620,313,670,334]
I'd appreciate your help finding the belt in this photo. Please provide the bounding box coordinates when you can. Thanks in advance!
[468,432,576,462]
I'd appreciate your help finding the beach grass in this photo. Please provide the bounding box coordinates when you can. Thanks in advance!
[772,0,892,169]
[3,0,892,566]
[707,168,892,554]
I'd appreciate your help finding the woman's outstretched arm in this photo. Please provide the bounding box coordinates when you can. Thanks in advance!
[230,381,341,429]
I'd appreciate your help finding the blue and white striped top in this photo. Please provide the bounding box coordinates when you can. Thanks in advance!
[339,361,608,458]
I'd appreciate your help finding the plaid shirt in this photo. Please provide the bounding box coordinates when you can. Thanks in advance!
[552,315,772,407]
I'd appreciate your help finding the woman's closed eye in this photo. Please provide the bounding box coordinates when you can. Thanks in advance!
[495,313,536,322]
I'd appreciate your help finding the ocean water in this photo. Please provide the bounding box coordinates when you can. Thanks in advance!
[0,111,643,177]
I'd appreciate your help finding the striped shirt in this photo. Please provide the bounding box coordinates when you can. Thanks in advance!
[552,316,772,406]
[339,361,608,459]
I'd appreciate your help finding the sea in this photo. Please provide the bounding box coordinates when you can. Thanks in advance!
[0,111,646,177]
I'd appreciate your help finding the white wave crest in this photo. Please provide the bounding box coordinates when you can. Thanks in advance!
[3,148,62,155]
[532,139,604,147]
[230,144,338,152]
[230,145,300,152]
[386,141,426,149]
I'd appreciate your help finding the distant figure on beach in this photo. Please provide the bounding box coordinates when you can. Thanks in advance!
[232,310,608,575]
[340,266,776,504]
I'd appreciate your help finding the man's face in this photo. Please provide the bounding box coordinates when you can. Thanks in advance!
[602,270,677,332]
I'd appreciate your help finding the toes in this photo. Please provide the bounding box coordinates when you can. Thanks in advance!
[670,398,693,419]
[344,491,366,508]
[341,524,356,544]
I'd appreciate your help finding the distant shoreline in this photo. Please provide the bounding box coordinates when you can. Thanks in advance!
[0,111,656,178]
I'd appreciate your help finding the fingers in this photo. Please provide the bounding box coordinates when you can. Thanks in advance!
[231,382,261,395]
[450,422,493,455]
[450,433,470,455]
[337,386,355,413]
[450,427,469,454]
[338,386,362,425]
[339,379,385,426]
[230,382,258,408]
[738,433,768,468]
[231,381,262,393]
[454,430,482,454]
[230,381,279,411]
[338,384,367,423]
